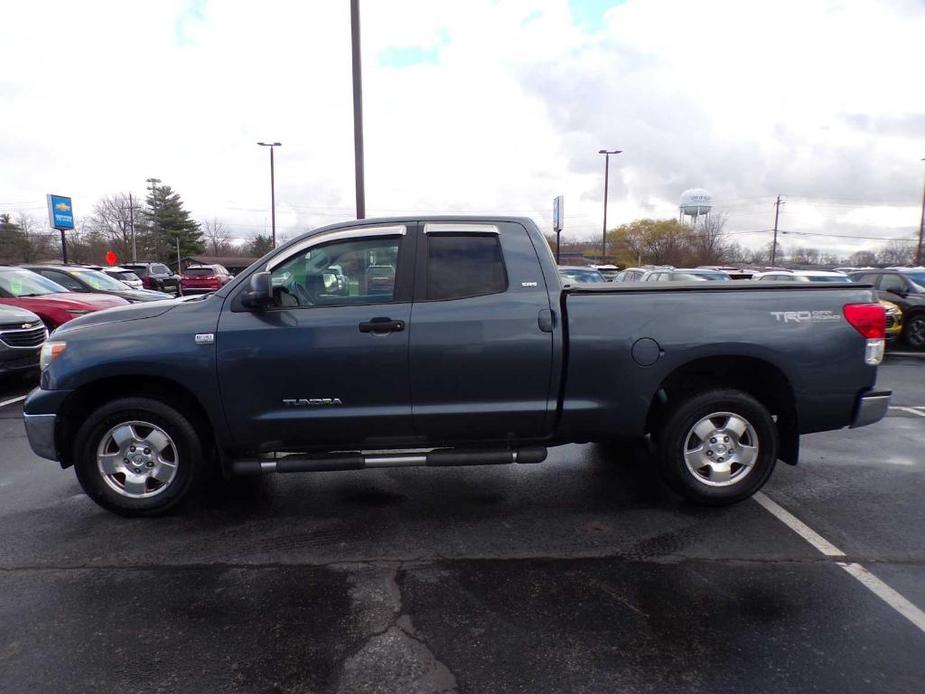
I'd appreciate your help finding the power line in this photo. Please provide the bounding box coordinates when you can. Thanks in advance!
[779,229,917,242]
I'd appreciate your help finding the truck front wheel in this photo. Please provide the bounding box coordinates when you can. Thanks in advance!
[656,389,777,505]
[73,397,205,516]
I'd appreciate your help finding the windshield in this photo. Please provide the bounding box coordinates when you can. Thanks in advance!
[72,268,134,291]
[904,272,925,290]
[691,271,730,281]
[0,269,68,297]
[560,269,605,283]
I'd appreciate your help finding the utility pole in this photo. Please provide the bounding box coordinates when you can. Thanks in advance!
[146,177,161,261]
[257,142,281,248]
[351,0,366,219]
[128,192,136,262]
[771,194,782,266]
[598,149,622,262]
[917,158,925,267]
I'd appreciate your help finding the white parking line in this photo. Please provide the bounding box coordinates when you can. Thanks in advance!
[838,562,925,634]
[889,406,925,417]
[754,491,925,635]
[754,492,845,556]
[0,395,26,409]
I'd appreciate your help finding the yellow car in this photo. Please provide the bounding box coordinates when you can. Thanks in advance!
[881,300,903,341]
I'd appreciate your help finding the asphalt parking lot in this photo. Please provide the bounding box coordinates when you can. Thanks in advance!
[0,356,923,693]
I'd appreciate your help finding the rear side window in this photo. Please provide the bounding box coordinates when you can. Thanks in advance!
[426,234,507,300]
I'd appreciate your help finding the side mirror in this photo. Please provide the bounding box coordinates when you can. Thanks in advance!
[241,271,273,309]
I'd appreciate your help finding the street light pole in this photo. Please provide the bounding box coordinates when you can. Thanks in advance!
[771,194,783,266]
[598,149,622,262]
[917,157,925,267]
[257,142,281,248]
[351,0,366,219]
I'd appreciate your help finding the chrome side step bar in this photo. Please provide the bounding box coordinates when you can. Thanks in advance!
[231,447,547,475]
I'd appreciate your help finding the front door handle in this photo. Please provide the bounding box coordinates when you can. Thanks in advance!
[359,317,405,334]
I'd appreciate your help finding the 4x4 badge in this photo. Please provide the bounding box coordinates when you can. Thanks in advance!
[194,333,215,345]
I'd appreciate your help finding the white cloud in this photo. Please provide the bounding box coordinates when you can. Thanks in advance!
[1,0,923,256]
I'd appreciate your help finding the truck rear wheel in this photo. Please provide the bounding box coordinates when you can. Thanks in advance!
[73,397,205,517]
[656,389,777,505]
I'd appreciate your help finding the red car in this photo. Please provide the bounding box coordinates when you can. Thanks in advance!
[180,264,233,294]
[0,267,129,330]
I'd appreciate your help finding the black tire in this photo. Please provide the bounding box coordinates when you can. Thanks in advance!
[903,313,925,351]
[73,397,206,517]
[656,389,777,506]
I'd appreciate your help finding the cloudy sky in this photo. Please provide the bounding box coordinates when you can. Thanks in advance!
[1,0,923,256]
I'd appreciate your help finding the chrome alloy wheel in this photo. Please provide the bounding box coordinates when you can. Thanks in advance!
[96,421,179,498]
[683,411,759,487]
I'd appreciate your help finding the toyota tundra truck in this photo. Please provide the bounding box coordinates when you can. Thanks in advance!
[23,217,891,516]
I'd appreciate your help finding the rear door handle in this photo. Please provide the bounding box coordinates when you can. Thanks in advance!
[359,317,405,334]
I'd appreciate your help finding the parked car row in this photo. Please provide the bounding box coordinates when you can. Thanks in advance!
[558,262,925,350]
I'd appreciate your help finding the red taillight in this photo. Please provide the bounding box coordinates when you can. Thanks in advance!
[843,303,886,339]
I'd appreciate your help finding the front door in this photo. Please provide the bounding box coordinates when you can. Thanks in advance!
[217,224,416,452]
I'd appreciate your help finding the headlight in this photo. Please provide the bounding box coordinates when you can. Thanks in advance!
[40,341,67,371]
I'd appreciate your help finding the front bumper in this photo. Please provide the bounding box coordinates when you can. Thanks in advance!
[24,412,57,460]
[0,350,40,374]
[851,391,892,428]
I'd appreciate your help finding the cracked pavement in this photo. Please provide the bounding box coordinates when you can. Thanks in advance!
[0,355,923,692]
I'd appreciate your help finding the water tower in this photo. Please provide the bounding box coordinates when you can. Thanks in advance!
[679,188,712,228]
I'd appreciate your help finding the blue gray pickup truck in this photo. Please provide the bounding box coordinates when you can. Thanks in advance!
[23,217,891,516]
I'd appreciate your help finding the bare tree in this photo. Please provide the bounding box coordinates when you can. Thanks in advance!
[877,239,915,267]
[688,213,730,265]
[201,218,230,256]
[13,213,56,262]
[86,193,142,260]
[849,250,878,267]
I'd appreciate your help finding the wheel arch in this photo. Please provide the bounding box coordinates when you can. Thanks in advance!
[645,355,799,464]
[55,375,217,469]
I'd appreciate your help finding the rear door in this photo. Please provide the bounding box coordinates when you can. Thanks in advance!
[408,221,554,441]
[217,224,417,451]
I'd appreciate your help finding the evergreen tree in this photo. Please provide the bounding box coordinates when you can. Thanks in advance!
[248,233,274,257]
[144,183,205,261]
[0,214,27,262]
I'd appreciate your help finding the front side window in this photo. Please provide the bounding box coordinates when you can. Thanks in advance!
[40,270,85,291]
[879,274,907,293]
[270,236,401,308]
[425,234,507,300]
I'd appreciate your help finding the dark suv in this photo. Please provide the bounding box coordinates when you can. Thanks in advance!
[121,263,181,295]
[850,269,925,349]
